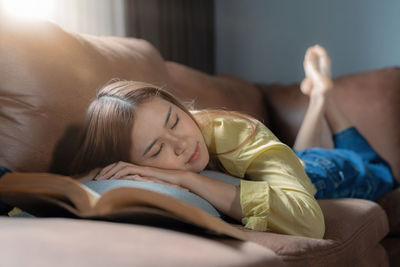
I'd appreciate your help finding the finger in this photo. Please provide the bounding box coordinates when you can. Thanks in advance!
[98,162,131,180]
[109,165,146,180]
[97,162,118,178]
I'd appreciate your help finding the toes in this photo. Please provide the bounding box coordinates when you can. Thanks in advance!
[304,49,319,78]
[313,45,328,56]
[313,45,332,77]
[319,59,331,77]
[304,59,319,80]
[303,45,333,95]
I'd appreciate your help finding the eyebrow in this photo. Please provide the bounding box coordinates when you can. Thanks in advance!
[164,105,172,128]
[142,105,172,156]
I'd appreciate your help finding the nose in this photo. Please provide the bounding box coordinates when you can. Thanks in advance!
[165,132,187,156]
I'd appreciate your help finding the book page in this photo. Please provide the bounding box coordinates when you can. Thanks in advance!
[94,187,247,240]
[84,180,222,217]
[0,173,247,240]
[0,173,100,213]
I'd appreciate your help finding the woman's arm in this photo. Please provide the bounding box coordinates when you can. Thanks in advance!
[94,161,243,221]
[242,144,325,238]
[181,172,243,221]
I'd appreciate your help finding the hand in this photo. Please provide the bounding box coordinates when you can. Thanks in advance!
[95,162,243,221]
[94,161,190,191]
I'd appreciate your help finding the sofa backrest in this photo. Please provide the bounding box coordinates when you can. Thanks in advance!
[259,67,400,180]
[0,17,265,174]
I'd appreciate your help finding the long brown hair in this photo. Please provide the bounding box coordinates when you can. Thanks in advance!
[70,80,195,175]
[70,80,257,175]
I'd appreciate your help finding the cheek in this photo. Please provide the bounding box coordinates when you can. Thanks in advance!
[144,154,184,170]
[198,147,210,170]
[159,157,182,168]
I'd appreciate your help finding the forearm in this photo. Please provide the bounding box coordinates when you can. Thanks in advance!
[180,172,243,221]
[93,162,244,220]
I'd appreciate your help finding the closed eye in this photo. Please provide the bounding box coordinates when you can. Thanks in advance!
[151,143,164,157]
[171,116,179,129]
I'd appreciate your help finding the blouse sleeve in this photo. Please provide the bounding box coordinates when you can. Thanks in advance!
[212,116,325,238]
[240,144,325,238]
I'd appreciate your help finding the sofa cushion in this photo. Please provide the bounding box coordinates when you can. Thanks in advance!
[382,237,400,267]
[166,62,266,121]
[0,18,170,174]
[0,17,266,175]
[236,198,389,267]
[0,217,284,267]
[377,187,400,235]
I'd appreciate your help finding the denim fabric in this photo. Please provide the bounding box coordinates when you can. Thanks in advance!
[0,166,12,214]
[295,127,397,201]
[0,166,11,178]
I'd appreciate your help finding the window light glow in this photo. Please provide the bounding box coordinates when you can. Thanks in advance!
[1,0,54,20]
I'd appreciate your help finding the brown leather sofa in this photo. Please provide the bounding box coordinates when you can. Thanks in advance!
[1,17,399,266]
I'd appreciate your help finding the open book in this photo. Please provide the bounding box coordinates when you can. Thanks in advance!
[0,172,247,240]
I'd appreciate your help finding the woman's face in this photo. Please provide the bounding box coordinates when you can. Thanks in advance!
[129,97,209,172]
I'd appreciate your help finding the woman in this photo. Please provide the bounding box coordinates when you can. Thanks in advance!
[71,45,397,239]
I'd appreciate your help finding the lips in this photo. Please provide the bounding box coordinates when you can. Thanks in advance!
[187,143,200,163]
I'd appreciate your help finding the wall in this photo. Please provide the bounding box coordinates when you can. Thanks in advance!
[215,0,400,84]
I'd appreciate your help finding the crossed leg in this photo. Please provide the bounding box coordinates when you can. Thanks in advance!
[293,45,352,151]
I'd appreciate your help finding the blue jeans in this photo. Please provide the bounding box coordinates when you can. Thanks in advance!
[0,167,12,214]
[0,166,11,178]
[295,127,398,201]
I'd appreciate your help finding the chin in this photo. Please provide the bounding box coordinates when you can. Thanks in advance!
[194,165,206,173]
[196,157,209,172]
[187,159,206,173]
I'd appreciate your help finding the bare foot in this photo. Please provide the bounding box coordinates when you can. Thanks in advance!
[300,45,333,96]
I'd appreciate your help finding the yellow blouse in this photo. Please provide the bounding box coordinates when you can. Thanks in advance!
[193,111,325,239]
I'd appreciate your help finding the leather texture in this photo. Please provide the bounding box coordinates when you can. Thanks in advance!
[236,198,389,267]
[0,18,264,174]
[258,67,400,180]
[1,17,399,267]
[0,217,284,267]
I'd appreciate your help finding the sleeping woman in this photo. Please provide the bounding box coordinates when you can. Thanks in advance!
[70,45,397,239]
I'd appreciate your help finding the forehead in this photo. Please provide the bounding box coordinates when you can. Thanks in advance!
[136,97,170,120]
[130,97,171,154]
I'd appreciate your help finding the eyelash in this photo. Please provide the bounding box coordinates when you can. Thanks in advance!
[151,116,179,158]
[152,143,164,157]
[171,116,179,129]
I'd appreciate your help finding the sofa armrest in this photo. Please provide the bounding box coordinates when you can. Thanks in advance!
[0,217,284,267]
[378,187,400,235]
[235,198,388,267]
[258,67,400,180]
